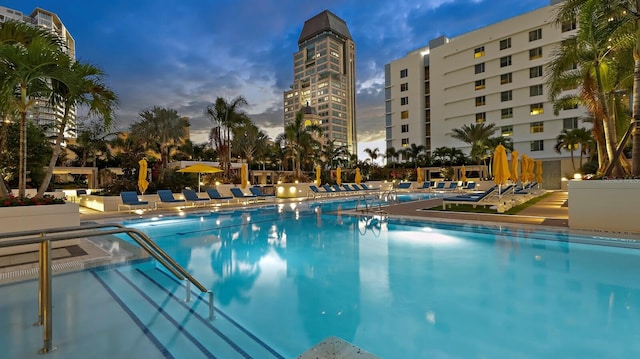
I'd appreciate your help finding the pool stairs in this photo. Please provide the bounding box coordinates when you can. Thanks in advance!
[92,262,285,359]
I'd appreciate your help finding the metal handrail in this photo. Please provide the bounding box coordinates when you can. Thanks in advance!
[0,223,214,353]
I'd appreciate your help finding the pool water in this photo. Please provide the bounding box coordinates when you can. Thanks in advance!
[2,196,639,358]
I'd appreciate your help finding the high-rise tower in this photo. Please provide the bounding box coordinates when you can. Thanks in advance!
[284,10,357,154]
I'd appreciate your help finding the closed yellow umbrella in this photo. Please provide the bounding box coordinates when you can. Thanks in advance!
[138,159,149,195]
[460,165,467,182]
[510,150,519,183]
[417,167,424,183]
[528,157,535,184]
[536,160,543,184]
[492,144,510,191]
[520,154,529,183]
[241,163,248,189]
[355,168,362,185]
[315,165,321,186]
[336,167,342,185]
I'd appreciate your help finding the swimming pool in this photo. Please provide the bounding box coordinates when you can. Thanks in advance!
[2,197,640,358]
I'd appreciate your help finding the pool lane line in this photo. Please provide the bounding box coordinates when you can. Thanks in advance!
[112,269,218,359]
[91,271,175,359]
[151,268,285,359]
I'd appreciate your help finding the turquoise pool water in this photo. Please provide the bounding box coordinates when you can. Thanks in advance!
[2,195,639,358]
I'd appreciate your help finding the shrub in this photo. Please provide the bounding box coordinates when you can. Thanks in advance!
[0,195,65,207]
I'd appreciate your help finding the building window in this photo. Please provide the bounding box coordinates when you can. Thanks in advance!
[500,55,512,67]
[401,97,409,105]
[476,112,486,123]
[529,28,542,42]
[500,73,512,84]
[401,124,409,133]
[475,63,485,74]
[563,117,579,129]
[530,121,544,133]
[401,110,409,119]
[501,108,513,119]
[501,125,513,137]
[530,66,543,78]
[401,138,409,147]
[499,38,511,50]
[530,103,544,115]
[531,140,544,151]
[530,84,544,96]
[474,46,485,58]
[475,79,486,90]
[501,90,512,102]
[401,83,408,92]
[400,69,408,78]
[529,47,542,60]
[562,20,577,32]
[475,96,486,106]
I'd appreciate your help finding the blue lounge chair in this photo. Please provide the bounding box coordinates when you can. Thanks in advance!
[249,187,275,200]
[442,182,460,191]
[359,183,376,191]
[416,181,432,191]
[118,191,150,212]
[442,186,498,209]
[206,189,232,204]
[341,184,359,193]
[433,182,446,191]
[182,189,211,207]
[309,185,333,198]
[230,188,257,203]
[397,182,412,191]
[157,190,186,208]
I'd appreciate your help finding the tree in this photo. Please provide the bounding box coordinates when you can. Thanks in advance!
[385,146,399,169]
[322,139,349,169]
[449,123,497,164]
[363,147,380,165]
[555,128,582,171]
[284,111,322,180]
[205,96,248,180]
[232,120,269,181]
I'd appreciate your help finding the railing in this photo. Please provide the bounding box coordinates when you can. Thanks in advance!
[0,223,214,354]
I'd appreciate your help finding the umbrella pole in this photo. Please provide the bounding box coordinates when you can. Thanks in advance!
[198,173,201,193]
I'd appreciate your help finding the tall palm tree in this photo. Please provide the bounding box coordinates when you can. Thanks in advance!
[322,139,349,169]
[449,123,497,164]
[555,128,583,171]
[131,106,189,172]
[284,111,322,180]
[385,146,398,169]
[405,143,426,168]
[205,96,248,179]
[37,61,118,197]
[363,147,380,165]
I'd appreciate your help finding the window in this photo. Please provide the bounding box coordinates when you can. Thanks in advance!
[476,112,486,123]
[401,83,408,91]
[401,97,409,105]
[530,84,543,96]
[475,79,486,90]
[530,103,544,115]
[475,63,485,74]
[401,138,409,146]
[531,140,544,151]
[500,73,512,84]
[529,47,542,60]
[401,124,409,133]
[501,108,513,119]
[563,117,579,129]
[500,38,511,50]
[401,110,409,119]
[475,96,486,106]
[530,66,543,78]
[530,121,544,133]
[500,55,512,67]
[561,20,577,32]
[474,46,485,58]
[400,69,408,78]
[501,125,513,137]
[529,28,542,41]
[501,90,512,102]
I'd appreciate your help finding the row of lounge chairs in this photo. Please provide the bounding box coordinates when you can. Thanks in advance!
[442,182,544,212]
[308,183,377,198]
[118,187,276,212]
[395,181,477,192]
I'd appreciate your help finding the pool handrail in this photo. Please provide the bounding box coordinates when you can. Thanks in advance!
[0,223,214,353]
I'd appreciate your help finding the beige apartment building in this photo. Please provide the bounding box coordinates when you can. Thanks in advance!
[283,10,357,155]
[385,0,586,188]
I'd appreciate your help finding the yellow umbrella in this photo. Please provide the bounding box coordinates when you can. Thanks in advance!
[177,163,223,192]
[336,167,342,185]
[417,167,424,183]
[528,157,535,183]
[492,144,510,190]
[536,160,543,184]
[241,163,248,189]
[520,155,529,183]
[510,150,519,183]
[138,159,149,195]
[315,165,321,186]
[355,168,362,185]
[460,165,467,182]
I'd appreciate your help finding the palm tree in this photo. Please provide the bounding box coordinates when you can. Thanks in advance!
[449,123,497,164]
[322,139,349,169]
[36,61,118,197]
[284,111,322,180]
[363,147,380,165]
[0,21,68,197]
[385,146,398,169]
[131,106,189,172]
[405,144,426,168]
[555,128,582,171]
[205,96,248,179]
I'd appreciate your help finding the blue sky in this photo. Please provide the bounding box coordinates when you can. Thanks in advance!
[4,0,549,159]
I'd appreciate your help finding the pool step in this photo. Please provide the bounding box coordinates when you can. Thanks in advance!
[93,265,284,359]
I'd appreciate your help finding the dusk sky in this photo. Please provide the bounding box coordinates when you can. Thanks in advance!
[4,0,549,159]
